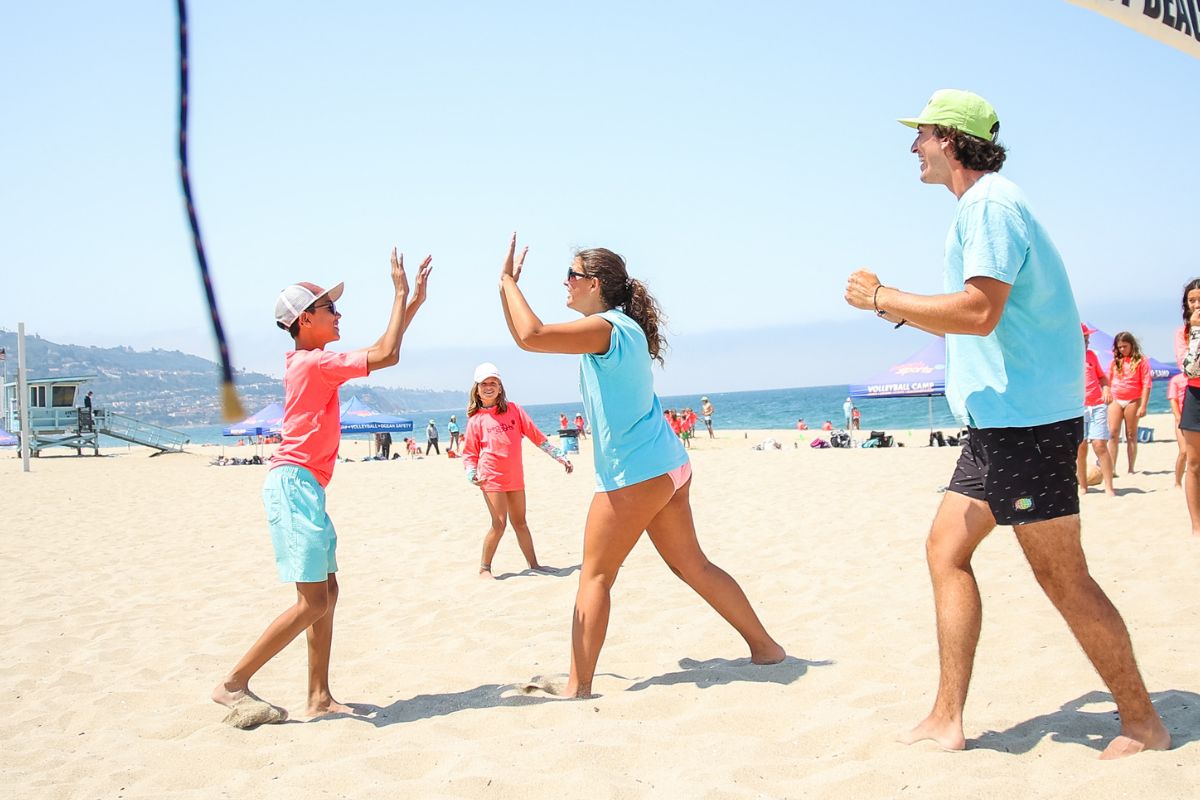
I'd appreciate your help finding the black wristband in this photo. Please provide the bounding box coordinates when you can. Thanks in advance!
[894,319,907,329]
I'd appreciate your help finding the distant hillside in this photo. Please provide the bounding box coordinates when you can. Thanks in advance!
[0,329,464,428]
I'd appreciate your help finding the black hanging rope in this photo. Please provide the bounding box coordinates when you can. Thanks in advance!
[176,0,244,420]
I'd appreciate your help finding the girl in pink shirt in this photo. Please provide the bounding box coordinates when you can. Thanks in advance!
[463,362,572,578]
[1106,331,1152,474]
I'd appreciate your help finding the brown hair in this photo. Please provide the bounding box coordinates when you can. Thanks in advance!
[933,125,1006,172]
[467,378,508,416]
[574,248,668,365]
[1182,278,1200,336]
[1111,331,1145,374]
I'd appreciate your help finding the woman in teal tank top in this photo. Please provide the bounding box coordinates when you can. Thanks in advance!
[496,233,784,698]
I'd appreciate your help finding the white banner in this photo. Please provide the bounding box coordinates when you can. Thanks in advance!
[1067,0,1200,59]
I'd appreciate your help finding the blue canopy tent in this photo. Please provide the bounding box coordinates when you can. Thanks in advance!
[849,338,946,435]
[1082,325,1179,381]
[222,401,284,437]
[0,428,17,447]
[339,396,414,434]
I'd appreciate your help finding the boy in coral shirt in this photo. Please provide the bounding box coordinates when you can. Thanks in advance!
[212,249,431,728]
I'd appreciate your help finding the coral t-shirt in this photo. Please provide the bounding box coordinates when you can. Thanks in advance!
[271,348,369,487]
[1109,357,1151,402]
[462,402,548,492]
[1083,349,1107,407]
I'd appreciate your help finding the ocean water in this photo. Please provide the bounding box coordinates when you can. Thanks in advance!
[176,382,1171,446]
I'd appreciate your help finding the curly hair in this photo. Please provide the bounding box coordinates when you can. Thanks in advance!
[1111,331,1145,374]
[574,248,668,365]
[467,378,508,417]
[1181,278,1200,334]
[933,125,1006,172]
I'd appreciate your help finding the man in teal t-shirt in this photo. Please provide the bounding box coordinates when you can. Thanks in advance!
[843,89,1168,759]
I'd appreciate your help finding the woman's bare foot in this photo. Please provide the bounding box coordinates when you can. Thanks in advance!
[520,676,583,698]
[897,715,966,751]
[750,641,786,665]
[530,565,558,575]
[479,563,494,579]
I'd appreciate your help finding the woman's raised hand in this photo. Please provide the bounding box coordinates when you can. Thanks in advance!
[410,255,434,305]
[390,248,411,297]
[501,232,528,284]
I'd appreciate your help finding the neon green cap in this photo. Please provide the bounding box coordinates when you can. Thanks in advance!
[898,89,999,142]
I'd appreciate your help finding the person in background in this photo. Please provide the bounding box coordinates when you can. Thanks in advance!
[1168,371,1187,489]
[559,412,570,431]
[1106,331,1151,474]
[821,420,833,431]
[701,396,715,439]
[1174,277,1200,535]
[795,418,808,430]
[462,362,573,578]
[378,431,392,460]
[447,415,461,453]
[851,405,861,430]
[574,411,588,439]
[843,396,853,429]
[425,418,440,455]
[1078,323,1115,496]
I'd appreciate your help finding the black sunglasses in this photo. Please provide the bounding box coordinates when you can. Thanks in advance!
[310,301,337,315]
[566,269,592,281]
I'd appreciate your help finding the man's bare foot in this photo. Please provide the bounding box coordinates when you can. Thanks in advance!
[1098,725,1171,760]
[897,716,966,751]
[750,641,787,665]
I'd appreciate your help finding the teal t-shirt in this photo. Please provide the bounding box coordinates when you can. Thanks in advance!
[579,309,688,491]
[943,173,1083,429]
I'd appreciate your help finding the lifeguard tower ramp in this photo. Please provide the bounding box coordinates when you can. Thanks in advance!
[4,376,189,456]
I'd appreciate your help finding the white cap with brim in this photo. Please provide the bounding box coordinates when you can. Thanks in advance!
[275,281,344,329]
[473,362,501,383]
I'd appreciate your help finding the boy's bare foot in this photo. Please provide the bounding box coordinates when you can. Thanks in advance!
[897,716,966,751]
[1098,725,1171,760]
[750,641,786,665]
[299,699,359,721]
[220,697,287,729]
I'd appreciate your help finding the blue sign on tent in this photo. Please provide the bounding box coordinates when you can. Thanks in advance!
[339,396,414,434]
[849,338,946,400]
[223,402,285,437]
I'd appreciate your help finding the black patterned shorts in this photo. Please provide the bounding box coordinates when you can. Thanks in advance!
[948,417,1083,526]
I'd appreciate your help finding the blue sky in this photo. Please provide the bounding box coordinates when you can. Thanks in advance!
[2,2,1196,404]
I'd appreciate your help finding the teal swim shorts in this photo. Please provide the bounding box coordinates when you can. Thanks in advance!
[262,465,338,583]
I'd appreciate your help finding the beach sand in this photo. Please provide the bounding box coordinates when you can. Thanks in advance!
[1,413,1196,799]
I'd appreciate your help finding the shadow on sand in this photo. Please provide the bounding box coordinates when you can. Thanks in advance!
[494,564,581,581]
[626,655,831,693]
[971,689,1198,755]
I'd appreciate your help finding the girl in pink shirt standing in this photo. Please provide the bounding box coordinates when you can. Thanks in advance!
[463,362,573,578]
[1107,331,1152,474]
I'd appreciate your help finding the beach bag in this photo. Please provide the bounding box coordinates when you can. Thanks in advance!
[810,438,830,449]
[860,438,879,448]
[830,431,851,448]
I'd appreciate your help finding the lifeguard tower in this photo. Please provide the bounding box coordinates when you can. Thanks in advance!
[3,375,190,456]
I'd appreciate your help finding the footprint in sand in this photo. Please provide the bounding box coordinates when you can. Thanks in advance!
[221,697,287,729]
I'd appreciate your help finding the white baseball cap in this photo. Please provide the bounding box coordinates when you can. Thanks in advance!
[274,281,344,329]
[473,362,501,383]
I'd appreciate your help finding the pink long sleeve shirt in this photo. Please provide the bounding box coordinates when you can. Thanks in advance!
[462,402,549,492]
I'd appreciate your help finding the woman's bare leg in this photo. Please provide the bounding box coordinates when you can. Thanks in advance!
[1175,426,1187,488]
[644,478,784,663]
[566,476,676,697]
[479,491,509,578]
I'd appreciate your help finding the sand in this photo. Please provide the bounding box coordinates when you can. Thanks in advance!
[1,413,1196,799]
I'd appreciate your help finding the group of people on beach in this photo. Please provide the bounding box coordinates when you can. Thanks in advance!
[212,88,1182,760]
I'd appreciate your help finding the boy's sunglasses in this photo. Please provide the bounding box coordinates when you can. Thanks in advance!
[566,269,592,281]
[310,302,337,315]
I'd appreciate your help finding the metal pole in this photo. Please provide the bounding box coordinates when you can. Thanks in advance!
[17,323,31,472]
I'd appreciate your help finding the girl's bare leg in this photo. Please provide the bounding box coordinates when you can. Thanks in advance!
[479,491,510,578]
[1183,430,1200,536]
[506,490,547,570]
[644,479,784,663]
[566,476,676,697]
[1123,402,1141,473]
[1175,426,1187,488]
[1106,401,1123,474]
